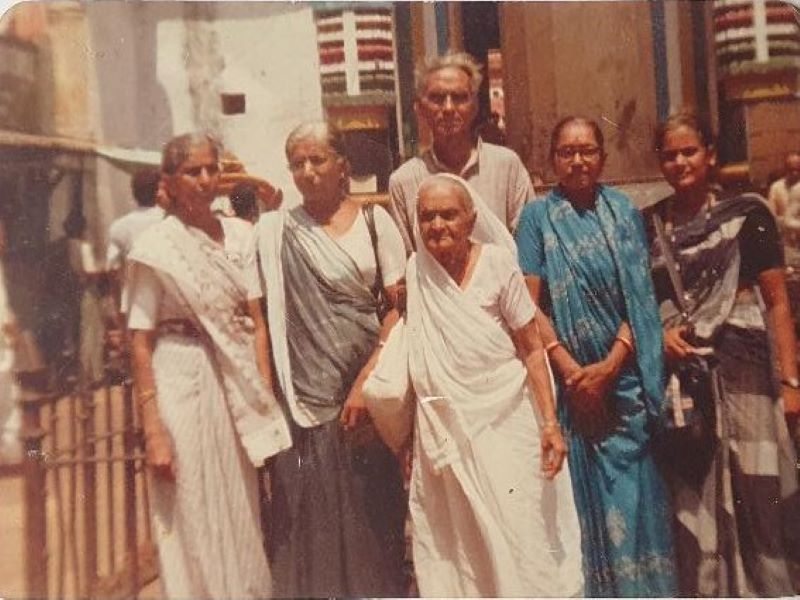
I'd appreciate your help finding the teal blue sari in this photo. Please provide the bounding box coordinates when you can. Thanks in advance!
[516,186,676,597]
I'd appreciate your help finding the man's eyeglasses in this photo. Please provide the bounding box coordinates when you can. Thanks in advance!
[554,146,602,161]
[423,91,473,107]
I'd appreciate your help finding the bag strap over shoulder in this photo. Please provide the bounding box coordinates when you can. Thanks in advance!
[652,211,690,320]
[362,203,384,298]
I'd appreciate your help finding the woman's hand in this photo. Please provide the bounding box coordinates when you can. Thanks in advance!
[144,424,176,481]
[565,360,616,404]
[564,362,614,438]
[783,387,800,446]
[664,325,698,362]
[340,383,370,430]
[540,424,567,479]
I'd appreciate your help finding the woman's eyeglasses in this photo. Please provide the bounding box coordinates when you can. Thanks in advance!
[554,146,602,161]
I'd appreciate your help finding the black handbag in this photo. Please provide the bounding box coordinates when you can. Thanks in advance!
[651,212,718,486]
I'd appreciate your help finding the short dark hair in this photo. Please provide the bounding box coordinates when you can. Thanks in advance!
[161,133,221,175]
[654,110,714,153]
[130,168,161,207]
[229,182,258,220]
[549,116,605,160]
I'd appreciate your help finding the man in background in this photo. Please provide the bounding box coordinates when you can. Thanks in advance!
[768,151,800,245]
[106,168,165,319]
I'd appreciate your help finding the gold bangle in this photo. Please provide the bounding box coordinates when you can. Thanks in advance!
[138,389,157,404]
[545,340,563,354]
[615,336,634,353]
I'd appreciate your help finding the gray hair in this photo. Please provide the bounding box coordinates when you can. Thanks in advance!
[415,51,484,98]
[161,133,221,175]
[418,174,475,214]
[284,121,348,161]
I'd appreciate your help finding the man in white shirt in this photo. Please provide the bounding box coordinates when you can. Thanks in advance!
[768,152,800,244]
[106,168,165,320]
[389,51,535,252]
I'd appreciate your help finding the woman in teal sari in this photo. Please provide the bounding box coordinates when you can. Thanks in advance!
[515,116,676,596]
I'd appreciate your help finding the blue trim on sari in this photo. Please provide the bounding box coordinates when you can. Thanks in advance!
[516,185,676,597]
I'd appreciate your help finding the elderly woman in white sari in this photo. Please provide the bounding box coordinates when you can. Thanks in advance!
[128,133,291,599]
[371,173,583,597]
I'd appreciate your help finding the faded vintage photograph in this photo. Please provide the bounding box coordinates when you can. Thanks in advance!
[1,1,800,598]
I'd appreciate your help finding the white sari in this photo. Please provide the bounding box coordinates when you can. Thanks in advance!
[405,175,584,597]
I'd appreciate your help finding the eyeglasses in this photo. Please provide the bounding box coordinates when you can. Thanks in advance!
[658,146,701,162]
[554,146,602,161]
[423,91,473,107]
[288,153,335,173]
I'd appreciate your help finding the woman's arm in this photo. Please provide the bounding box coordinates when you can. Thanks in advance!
[340,308,402,429]
[248,298,274,392]
[523,275,581,379]
[513,318,567,479]
[130,329,175,480]
[758,268,800,419]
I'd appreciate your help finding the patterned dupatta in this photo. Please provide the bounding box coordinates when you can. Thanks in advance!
[539,185,666,421]
[649,192,771,340]
[128,216,291,465]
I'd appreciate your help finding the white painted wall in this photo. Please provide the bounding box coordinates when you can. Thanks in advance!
[81,1,323,247]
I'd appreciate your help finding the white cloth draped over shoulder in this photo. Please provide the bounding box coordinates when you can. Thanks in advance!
[249,210,317,427]
[128,216,291,465]
[403,174,583,597]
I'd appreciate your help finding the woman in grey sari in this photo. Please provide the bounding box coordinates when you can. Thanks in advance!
[647,111,800,596]
[247,121,408,597]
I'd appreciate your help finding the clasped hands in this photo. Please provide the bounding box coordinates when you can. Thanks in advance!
[563,359,617,439]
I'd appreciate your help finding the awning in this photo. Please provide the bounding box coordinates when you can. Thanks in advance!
[0,128,160,167]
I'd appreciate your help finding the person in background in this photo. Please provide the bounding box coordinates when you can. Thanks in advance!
[0,223,21,463]
[515,116,677,597]
[127,132,290,598]
[388,51,534,253]
[247,121,408,598]
[768,151,800,219]
[394,174,582,597]
[647,111,800,596]
[106,167,165,321]
[229,182,260,225]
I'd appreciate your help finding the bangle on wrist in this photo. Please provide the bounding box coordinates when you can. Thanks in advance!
[138,389,157,404]
[614,335,634,353]
[545,340,563,355]
[542,420,560,431]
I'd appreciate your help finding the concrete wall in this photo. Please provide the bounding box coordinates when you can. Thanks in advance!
[500,2,663,183]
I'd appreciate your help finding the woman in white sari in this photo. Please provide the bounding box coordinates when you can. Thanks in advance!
[374,174,583,597]
[128,133,291,599]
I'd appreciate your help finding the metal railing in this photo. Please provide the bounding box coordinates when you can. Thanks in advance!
[19,371,157,599]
